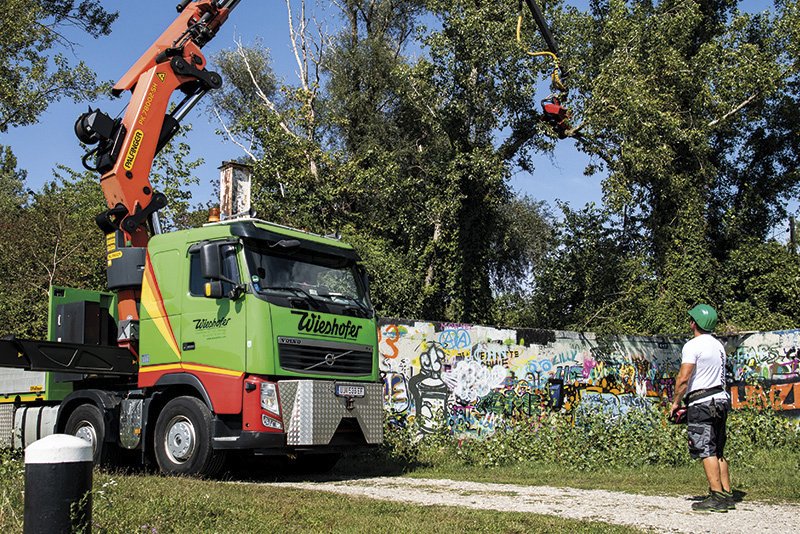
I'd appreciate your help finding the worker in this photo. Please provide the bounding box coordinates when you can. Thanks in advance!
[670,304,735,512]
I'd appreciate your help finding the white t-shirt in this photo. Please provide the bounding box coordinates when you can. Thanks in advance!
[681,334,729,406]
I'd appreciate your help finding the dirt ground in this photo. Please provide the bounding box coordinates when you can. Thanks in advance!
[246,476,799,533]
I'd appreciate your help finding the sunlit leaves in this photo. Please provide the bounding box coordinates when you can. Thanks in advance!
[0,0,117,131]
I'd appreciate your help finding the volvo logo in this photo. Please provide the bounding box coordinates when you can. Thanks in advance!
[304,349,354,371]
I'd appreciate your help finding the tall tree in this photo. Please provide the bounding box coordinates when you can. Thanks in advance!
[0,169,107,338]
[550,0,798,332]
[322,0,558,322]
[0,0,117,131]
[212,0,557,322]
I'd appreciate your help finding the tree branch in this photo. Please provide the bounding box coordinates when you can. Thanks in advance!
[286,0,309,92]
[708,93,759,128]
[234,37,297,140]
[213,106,258,162]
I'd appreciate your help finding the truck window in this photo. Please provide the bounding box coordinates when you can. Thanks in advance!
[243,240,368,311]
[189,244,240,297]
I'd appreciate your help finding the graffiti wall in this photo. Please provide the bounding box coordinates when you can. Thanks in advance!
[727,330,800,413]
[378,319,800,436]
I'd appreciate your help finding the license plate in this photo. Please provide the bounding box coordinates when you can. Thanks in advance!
[335,384,365,398]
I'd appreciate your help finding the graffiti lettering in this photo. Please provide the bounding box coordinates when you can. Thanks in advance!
[438,328,471,349]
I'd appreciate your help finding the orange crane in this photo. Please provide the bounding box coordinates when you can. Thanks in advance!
[74,0,241,353]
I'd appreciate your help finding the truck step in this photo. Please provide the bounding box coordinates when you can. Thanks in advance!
[0,338,137,376]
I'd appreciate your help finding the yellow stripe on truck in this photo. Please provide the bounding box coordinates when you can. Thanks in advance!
[139,363,243,378]
[140,257,182,361]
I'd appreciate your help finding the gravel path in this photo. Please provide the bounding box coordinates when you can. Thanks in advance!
[254,476,799,533]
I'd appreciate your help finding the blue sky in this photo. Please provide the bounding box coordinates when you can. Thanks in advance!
[1,0,769,213]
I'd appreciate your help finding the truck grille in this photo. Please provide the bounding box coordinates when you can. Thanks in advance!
[277,337,373,376]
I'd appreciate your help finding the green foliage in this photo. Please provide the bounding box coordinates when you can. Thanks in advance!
[0,164,106,338]
[0,449,23,531]
[0,145,26,211]
[526,0,800,334]
[0,0,117,131]
[382,414,454,467]
[385,404,800,474]
[147,126,204,231]
[719,240,800,331]
[726,407,800,466]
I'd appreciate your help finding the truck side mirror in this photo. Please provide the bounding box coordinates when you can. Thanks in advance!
[200,243,222,280]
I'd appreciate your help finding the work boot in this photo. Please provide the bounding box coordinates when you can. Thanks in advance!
[691,492,728,513]
[718,489,736,510]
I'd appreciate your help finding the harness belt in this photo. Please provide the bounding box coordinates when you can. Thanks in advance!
[685,385,725,405]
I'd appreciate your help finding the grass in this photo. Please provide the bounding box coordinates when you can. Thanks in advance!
[2,444,797,533]
[89,472,640,533]
[374,406,800,504]
[2,407,797,532]
[0,450,638,533]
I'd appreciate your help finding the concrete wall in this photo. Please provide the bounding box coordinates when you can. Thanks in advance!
[378,319,800,436]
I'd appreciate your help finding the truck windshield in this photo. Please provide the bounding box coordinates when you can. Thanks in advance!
[242,240,369,311]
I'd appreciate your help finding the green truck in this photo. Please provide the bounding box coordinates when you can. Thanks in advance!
[1,1,382,476]
[0,219,382,475]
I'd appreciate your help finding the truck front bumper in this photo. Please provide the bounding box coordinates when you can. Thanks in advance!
[212,430,285,450]
[278,380,383,446]
[212,380,383,451]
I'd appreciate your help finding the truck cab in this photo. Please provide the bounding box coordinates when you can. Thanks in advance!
[0,219,382,475]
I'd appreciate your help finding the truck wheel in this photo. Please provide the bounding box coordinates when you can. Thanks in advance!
[65,404,114,466]
[154,396,224,477]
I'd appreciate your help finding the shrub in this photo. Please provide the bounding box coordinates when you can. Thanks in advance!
[0,449,24,531]
[381,404,800,472]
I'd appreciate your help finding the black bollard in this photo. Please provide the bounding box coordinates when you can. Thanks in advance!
[24,434,93,534]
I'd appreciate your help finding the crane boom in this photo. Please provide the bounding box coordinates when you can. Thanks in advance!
[522,0,560,59]
[74,0,241,354]
[76,0,240,244]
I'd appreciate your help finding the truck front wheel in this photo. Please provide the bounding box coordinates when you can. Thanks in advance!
[154,396,225,477]
[64,404,115,466]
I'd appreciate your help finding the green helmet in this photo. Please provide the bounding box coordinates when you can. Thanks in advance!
[688,304,718,332]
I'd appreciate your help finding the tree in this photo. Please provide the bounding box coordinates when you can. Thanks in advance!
[0,168,107,338]
[719,239,800,331]
[515,203,653,333]
[0,0,117,132]
[322,0,558,322]
[211,0,558,323]
[211,24,333,232]
[147,126,204,231]
[544,0,800,333]
[0,145,26,210]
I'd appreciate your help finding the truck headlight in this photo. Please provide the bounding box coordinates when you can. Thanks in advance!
[260,382,279,414]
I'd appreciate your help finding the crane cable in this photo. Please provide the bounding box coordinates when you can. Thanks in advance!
[515,2,574,139]
[516,10,566,92]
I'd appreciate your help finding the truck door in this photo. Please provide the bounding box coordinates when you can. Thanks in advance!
[180,243,247,380]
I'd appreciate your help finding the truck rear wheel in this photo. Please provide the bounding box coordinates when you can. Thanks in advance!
[64,404,115,466]
[154,396,224,477]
